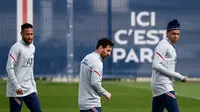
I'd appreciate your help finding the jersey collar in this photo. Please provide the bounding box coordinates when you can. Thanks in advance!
[166,38,176,49]
[20,39,30,47]
[93,52,103,61]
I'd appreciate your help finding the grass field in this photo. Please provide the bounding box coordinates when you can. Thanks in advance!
[0,80,200,112]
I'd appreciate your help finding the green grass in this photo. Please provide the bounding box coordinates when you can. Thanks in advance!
[0,80,200,112]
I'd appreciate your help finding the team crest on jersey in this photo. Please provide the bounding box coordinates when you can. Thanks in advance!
[27,58,34,65]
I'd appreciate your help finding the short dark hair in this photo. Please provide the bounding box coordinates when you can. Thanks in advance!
[96,38,114,49]
[21,23,33,31]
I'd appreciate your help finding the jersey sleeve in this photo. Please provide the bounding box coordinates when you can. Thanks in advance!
[152,43,184,80]
[90,62,109,97]
[6,44,21,90]
[32,45,37,92]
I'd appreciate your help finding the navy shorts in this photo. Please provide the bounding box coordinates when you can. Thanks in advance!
[80,107,102,112]
[152,91,180,112]
[9,92,42,112]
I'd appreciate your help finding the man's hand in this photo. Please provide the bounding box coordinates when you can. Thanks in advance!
[181,76,188,82]
[16,88,23,95]
[105,92,112,101]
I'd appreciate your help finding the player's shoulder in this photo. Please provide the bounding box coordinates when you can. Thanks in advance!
[156,39,169,48]
[84,53,92,59]
[10,41,21,50]
[86,52,102,64]
[85,52,98,61]
[154,39,170,53]
[81,53,92,63]
[159,39,168,45]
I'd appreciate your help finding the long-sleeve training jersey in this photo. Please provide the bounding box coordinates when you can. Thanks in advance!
[6,40,37,97]
[151,38,184,97]
[78,52,110,110]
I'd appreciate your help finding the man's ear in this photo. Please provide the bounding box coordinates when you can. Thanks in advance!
[166,31,168,37]
[99,46,103,50]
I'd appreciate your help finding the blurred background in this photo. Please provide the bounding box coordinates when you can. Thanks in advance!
[1,0,200,112]
[0,0,200,78]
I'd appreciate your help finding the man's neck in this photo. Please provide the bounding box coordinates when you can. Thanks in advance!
[95,50,103,60]
[95,50,101,55]
[167,38,175,45]
[21,39,30,46]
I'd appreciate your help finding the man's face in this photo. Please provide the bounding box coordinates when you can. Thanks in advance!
[100,45,113,59]
[21,28,34,44]
[167,30,180,44]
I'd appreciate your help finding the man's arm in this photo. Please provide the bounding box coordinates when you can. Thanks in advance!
[152,44,184,80]
[90,63,111,100]
[31,74,37,93]
[6,45,22,93]
[31,46,37,93]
